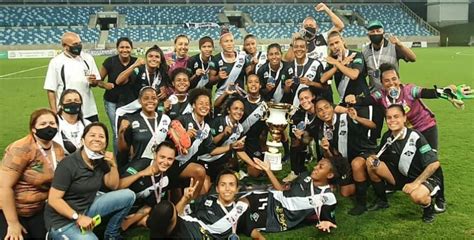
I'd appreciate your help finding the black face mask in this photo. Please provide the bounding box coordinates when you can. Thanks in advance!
[63,102,81,115]
[35,126,58,141]
[69,44,83,56]
[369,34,384,45]
[302,27,317,40]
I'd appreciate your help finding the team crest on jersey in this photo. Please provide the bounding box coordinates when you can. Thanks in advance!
[404,151,414,157]
[236,205,244,214]
[304,176,311,183]
[205,199,213,207]
[264,72,269,78]
[141,72,146,80]
[250,212,260,222]
[194,62,198,68]
[341,174,347,180]
[132,121,140,129]
[218,60,224,66]
[188,123,194,130]
[288,68,294,75]
[218,125,224,133]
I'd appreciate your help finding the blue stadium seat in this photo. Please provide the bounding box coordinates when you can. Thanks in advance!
[1,27,99,45]
[0,6,102,27]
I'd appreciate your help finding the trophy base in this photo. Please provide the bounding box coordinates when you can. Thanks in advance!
[264,151,282,171]
[266,140,283,148]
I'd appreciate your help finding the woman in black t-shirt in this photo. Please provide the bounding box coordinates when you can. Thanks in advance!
[99,37,137,153]
[45,122,135,240]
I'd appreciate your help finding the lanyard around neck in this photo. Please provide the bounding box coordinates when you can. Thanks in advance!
[140,111,159,144]
[371,42,384,69]
[37,142,57,171]
[150,171,163,204]
[217,200,238,235]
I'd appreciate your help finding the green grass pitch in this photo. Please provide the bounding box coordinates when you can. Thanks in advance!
[0,47,473,239]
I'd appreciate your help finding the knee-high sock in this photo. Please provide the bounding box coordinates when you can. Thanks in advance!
[372,181,387,203]
[435,167,445,200]
[355,181,368,207]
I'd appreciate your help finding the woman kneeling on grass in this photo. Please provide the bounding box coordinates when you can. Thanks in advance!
[0,109,65,239]
[45,122,135,240]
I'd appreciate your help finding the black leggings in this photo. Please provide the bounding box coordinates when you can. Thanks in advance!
[0,210,46,239]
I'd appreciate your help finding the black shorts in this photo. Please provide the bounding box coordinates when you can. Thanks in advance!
[238,192,269,236]
[166,160,191,189]
[385,162,441,195]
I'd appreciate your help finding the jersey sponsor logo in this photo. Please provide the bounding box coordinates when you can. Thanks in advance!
[409,138,416,146]
[250,212,260,222]
[159,128,167,133]
[238,58,244,64]
[353,58,363,64]
[275,206,288,231]
[205,199,213,207]
[307,73,314,79]
[419,144,432,154]
[132,121,140,129]
[207,210,215,215]
[236,64,243,68]
[139,129,148,133]
[340,130,347,136]
[404,150,415,157]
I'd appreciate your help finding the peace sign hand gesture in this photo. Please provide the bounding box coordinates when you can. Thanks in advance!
[183,178,200,201]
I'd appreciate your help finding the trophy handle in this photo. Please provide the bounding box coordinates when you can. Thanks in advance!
[287,105,298,124]
[261,101,269,121]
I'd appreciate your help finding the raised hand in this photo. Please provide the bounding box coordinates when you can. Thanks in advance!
[183,178,199,200]
[253,157,270,172]
[315,3,329,12]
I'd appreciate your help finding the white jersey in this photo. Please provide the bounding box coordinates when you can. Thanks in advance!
[44,52,101,118]
[53,116,91,155]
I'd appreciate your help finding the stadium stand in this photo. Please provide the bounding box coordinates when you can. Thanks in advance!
[0,6,102,27]
[0,3,434,45]
[1,27,100,45]
[115,6,223,25]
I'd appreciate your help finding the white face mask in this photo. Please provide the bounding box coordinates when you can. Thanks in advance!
[83,144,104,160]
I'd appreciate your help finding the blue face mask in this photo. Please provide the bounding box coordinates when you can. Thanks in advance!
[83,144,104,160]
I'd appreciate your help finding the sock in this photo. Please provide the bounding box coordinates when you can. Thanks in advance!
[355,181,368,207]
[372,181,387,203]
[436,167,445,201]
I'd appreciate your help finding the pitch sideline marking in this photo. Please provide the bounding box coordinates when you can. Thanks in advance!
[455,51,474,56]
[0,65,47,78]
